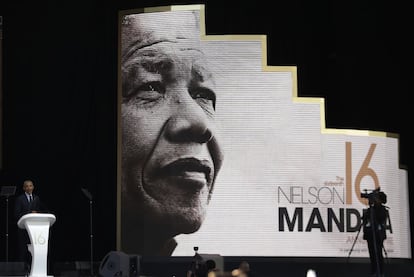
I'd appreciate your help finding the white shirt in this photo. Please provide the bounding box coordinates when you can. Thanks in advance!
[25,192,33,202]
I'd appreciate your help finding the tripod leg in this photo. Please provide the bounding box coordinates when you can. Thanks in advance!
[347,220,363,260]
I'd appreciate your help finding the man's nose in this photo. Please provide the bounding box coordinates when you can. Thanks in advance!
[165,95,214,144]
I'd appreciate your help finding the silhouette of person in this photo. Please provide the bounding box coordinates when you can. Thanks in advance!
[362,188,388,276]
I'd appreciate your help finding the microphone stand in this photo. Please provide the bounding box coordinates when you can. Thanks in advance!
[81,188,94,277]
[5,195,10,262]
[1,186,16,263]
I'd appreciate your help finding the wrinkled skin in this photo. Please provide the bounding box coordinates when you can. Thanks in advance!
[120,11,223,255]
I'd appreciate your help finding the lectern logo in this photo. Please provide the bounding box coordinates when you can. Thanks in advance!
[33,232,46,245]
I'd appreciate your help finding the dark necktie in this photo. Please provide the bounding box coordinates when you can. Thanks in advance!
[29,195,33,202]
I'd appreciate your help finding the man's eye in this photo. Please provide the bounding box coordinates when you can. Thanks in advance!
[128,81,166,103]
[138,81,165,94]
[122,81,166,106]
[189,87,216,110]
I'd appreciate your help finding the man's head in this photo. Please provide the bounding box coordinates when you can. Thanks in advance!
[23,180,34,194]
[120,10,223,239]
[239,261,250,272]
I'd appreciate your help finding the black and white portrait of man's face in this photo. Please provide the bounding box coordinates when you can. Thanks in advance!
[120,10,223,254]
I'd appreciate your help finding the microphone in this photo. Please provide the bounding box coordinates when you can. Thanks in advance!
[81,188,93,200]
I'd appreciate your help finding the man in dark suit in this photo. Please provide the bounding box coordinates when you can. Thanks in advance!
[14,179,41,267]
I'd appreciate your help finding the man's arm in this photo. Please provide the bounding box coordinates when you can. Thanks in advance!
[14,195,25,220]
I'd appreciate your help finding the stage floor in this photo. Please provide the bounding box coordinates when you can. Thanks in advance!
[2,257,414,276]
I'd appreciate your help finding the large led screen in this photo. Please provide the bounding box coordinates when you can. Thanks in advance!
[117,5,410,258]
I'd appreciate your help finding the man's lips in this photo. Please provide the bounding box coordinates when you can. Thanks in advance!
[156,157,213,186]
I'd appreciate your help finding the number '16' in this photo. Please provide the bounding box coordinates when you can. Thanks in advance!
[345,142,379,205]
[33,232,46,245]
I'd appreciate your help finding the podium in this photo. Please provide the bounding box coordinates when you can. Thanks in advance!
[17,213,56,277]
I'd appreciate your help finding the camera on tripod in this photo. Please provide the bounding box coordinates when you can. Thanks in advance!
[361,187,387,205]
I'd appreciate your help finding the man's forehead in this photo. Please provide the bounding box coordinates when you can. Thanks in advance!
[122,10,201,52]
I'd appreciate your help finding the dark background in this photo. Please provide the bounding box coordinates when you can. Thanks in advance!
[0,0,412,267]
